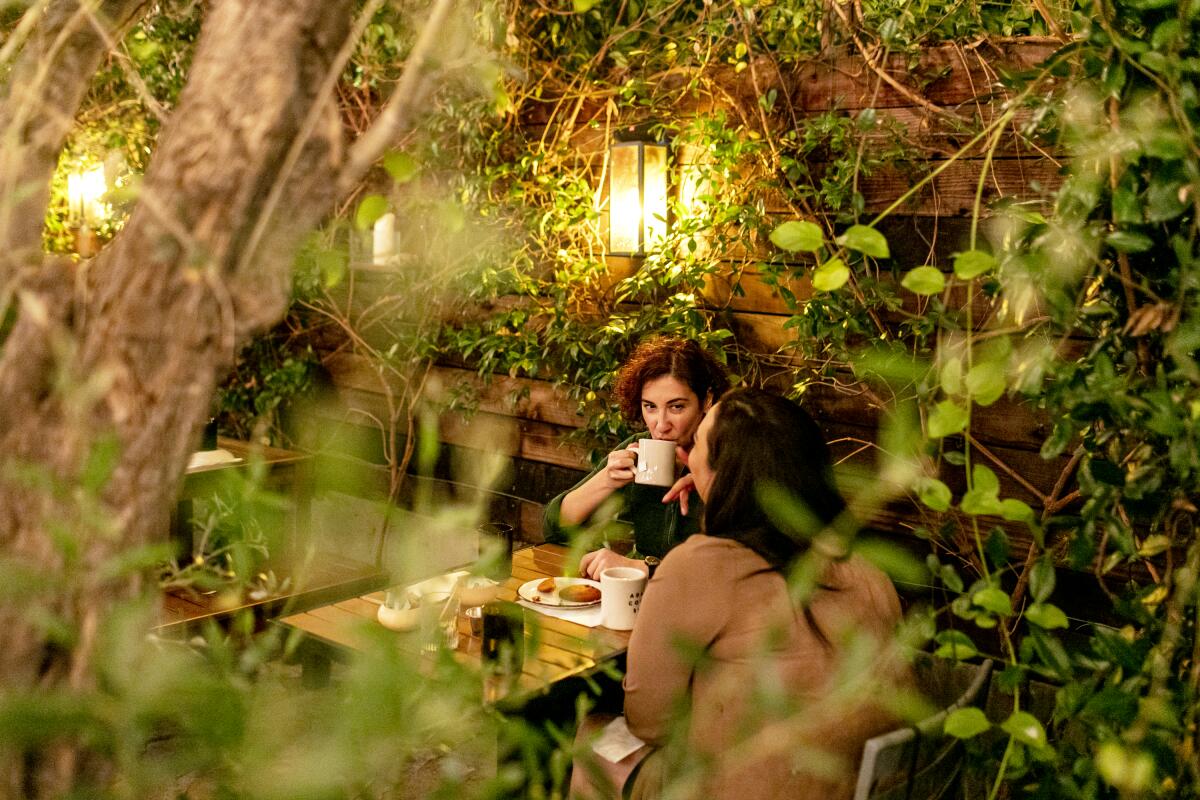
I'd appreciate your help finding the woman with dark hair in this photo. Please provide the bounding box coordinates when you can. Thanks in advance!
[543,336,729,579]
[578,389,906,800]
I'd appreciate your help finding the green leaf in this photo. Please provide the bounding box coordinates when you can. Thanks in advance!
[1138,534,1171,557]
[928,400,968,439]
[812,258,850,292]
[1030,558,1056,603]
[972,464,1000,495]
[945,707,991,739]
[974,586,1013,616]
[1001,710,1048,749]
[1106,230,1154,253]
[985,527,1010,566]
[1146,179,1187,222]
[953,250,995,279]
[573,0,599,10]
[836,225,889,258]
[1026,602,1069,629]
[1112,184,1142,224]
[853,538,927,585]
[316,249,347,288]
[999,498,1035,524]
[939,564,964,593]
[940,359,963,396]
[960,488,1000,516]
[1096,742,1156,793]
[354,194,389,230]
[917,478,952,512]
[382,151,419,183]
[966,361,1006,406]
[769,220,824,253]
[934,630,978,660]
[901,266,945,295]
[1088,458,1125,487]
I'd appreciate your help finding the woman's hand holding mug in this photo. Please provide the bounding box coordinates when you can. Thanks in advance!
[602,443,638,489]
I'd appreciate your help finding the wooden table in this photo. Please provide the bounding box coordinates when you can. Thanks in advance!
[278,544,632,703]
[158,438,387,635]
[176,436,313,555]
[157,551,388,635]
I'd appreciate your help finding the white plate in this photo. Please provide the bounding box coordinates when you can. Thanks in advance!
[518,577,602,608]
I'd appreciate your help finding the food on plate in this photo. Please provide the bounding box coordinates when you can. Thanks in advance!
[537,577,556,593]
[460,575,499,606]
[559,584,601,604]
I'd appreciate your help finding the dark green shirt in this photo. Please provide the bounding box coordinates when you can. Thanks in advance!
[541,434,703,559]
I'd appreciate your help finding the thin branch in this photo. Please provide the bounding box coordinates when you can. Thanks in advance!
[336,0,457,193]
[234,0,386,279]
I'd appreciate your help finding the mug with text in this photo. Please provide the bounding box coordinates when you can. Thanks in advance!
[633,438,676,487]
[600,566,648,630]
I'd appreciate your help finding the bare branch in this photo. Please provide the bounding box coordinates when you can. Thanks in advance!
[336,0,457,194]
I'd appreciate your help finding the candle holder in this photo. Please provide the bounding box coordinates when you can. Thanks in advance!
[71,225,100,258]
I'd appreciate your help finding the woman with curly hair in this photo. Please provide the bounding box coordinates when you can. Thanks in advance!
[542,335,729,579]
[573,389,907,800]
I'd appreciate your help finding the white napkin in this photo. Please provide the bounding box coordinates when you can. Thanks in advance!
[517,600,605,628]
[187,448,242,469]
[592,715,647,763]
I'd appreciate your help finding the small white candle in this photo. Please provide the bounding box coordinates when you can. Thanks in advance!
[372,212,395,266]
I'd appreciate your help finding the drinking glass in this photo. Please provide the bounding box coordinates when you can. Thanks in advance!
[481,600,524,674]
[477,522,516,580]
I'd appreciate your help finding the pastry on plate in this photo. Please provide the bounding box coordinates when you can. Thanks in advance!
[559,584,601,604]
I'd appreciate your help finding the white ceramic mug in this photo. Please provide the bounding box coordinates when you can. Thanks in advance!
[601,566,648,630]
[634,438,677,487]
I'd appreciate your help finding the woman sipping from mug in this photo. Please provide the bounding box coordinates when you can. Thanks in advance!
[580,389,907,800]
[542,336,729,580]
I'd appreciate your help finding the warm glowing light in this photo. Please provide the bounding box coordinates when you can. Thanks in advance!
[67,165,106,227]
[608,140,669,256]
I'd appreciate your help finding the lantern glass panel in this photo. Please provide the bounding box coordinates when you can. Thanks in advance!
[609,143,641,255]
[642,144,668,250]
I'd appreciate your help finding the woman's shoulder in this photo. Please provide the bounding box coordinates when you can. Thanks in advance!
[659,534,768,574]
[822,554,902,618]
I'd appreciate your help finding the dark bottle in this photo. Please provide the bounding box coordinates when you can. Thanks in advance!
[201,417,218,450]
[481,600,524,673]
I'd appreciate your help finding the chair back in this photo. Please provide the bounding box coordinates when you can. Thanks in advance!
[852,655,994,800]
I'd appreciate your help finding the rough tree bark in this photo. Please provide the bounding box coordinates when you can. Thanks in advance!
[0,0,457,795]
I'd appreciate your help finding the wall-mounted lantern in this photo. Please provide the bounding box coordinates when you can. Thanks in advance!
[608,139,668,257]
[66,164,107,257]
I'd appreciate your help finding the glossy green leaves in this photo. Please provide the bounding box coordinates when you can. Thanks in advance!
[945,707,991,739]
[928,400,968,439]
[901,266,945,295]
[769,220,824,253]
[934,630,979,660]
[837,224,890,258]
[953,250,995,279]
[812,258,850,292]
[355,194,389,230]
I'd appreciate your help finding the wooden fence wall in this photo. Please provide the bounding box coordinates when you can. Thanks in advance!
[317,38,1070,552]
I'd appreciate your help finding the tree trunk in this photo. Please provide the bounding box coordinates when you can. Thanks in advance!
[0,0,435,793]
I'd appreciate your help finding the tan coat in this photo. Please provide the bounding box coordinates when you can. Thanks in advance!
[623,535,908,800]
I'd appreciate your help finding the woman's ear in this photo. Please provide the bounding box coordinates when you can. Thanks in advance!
[702,391,714,412]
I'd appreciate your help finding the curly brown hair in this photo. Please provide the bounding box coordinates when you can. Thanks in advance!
[612,336,730,425]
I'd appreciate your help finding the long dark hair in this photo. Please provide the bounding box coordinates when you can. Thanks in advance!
[612,336,730,425]
[702,388,846,569]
